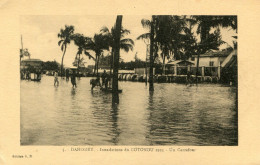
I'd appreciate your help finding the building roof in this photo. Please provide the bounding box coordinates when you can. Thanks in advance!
[192,48,234,58]
[167,60,194,65]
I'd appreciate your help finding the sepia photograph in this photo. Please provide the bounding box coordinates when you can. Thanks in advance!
[20,15,238,146]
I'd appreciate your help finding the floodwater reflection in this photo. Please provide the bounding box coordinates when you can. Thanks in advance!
[21,76,237,145]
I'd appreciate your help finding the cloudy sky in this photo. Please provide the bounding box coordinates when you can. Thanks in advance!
[20,15,237,68]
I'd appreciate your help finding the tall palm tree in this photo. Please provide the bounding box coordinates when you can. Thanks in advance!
[191,16,236,82]
[58,25,75,77]
[72,33,95,74]
[100,26,134,75]
[85,33,109,75]
[137,16,187,75]
[193,16,237,45]
[156,16,188,74]
[137,17,155,91]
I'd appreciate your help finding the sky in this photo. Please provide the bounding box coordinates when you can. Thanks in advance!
[20,15,237,68]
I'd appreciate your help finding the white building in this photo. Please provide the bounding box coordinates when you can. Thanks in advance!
[188,48,233,67]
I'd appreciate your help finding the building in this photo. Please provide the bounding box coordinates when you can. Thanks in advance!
[166,60,195,75]
[20,59,43,70]
[188,48,234,67]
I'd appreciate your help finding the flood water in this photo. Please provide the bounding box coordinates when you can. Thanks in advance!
[21,76,238,146]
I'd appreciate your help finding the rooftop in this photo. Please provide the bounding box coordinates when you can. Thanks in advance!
[167,60,195,65]
[192,48,234,57]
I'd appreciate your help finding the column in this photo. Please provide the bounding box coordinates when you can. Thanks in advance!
[202,66,205,77]
[174,65,177,76]
[218,65,221,79]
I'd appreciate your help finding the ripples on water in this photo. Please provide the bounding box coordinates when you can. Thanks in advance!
[21,76,237,146]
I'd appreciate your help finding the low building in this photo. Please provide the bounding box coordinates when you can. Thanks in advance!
[165,60,194,75]
[20,59,43,70]
[188,48,233,67]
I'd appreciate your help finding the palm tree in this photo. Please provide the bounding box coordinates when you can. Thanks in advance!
[72,33,95,75]
[85,33,109,75]
[193,16,237,45]
[137,16,155,91]
[191,16,236,83]
[73,56,87,68]
[156,16,189,74]
[58,25,75,77]
[100,26,134,75]
[138,16,187,76]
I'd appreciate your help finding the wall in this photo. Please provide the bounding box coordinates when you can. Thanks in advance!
[189,56,226,67]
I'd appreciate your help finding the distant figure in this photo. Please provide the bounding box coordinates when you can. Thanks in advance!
[26,71,30,80]
[36,70,41,81]
[101,70,108,89]
[71,70,77,88]
[65,69,70,81]
[90,75,101,90]
[54,71,59,86]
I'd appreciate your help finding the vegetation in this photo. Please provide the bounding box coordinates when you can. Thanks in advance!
[41,61,60,71]
[71,33,94,73]
[85,33,110,75]
[100,26,134,75]
[58,25,75,77]
[53,15,237,91]
[137,15,237,86]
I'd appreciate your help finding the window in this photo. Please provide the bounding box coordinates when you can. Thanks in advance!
[209,61,214,66]
[191,57,195,61]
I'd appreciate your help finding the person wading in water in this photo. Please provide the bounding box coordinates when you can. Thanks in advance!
[54,70,59,86]
[71,70,77,88]
[101,70,109,89]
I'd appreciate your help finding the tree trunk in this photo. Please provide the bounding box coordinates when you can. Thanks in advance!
[149,16,155,92]
[200,22,210,43]
[112,15,122,104]
[94,54,97,76]
[77,54,80,78]
[195,48,200,84]
[162,53,166,75]
[96,55,100,75]
[60,45,66,77]
[110,48,114,76]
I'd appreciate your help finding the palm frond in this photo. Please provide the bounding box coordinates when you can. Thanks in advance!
[58,40,64,46]
[84,50,95,60]
[120,38,134,46]
[120,44,133,52]
[136,33,150,40]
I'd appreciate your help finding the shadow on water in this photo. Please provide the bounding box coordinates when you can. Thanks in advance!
[110,104,120,145]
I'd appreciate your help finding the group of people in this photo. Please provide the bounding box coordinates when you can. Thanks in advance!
[54,70,77,88]
[21,70,41,80]
[54,69,111,90]
[90,70,111,90]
